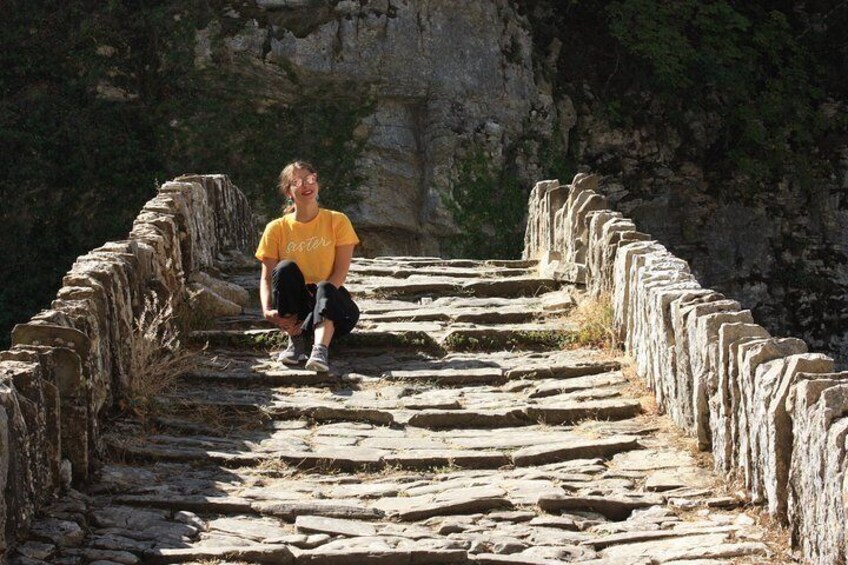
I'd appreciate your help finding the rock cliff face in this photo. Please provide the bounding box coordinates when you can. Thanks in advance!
[566,96,848,365]
[525,173,848,563]
[190,0,549,255]
[101,0,847,360]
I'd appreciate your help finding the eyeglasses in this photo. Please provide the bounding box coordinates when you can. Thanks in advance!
[291,174,318,188]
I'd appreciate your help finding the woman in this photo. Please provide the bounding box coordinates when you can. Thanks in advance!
[255,161,360,372]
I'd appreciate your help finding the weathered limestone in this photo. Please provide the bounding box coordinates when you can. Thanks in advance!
[511,436,639,466]
[611,241,664,345]
[0,166,812,563]
[787,377,848,563]
[0,175,256,554]
[630,253,694,408]
[525,174,607,283]
[0,369,38,551]
[759,353,833,521]
[523,180,561,267]
[188,270,250,317]
[187,282,243,318]
[688,307,754,449]
[586,210,644,298]
[737,338,808,501]
[645,280,700,419]
[524,172,838,562]
[667,290,723,429]
[710,322,771,476]
[10,252,795,563]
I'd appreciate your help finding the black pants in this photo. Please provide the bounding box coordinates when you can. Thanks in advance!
[271,260,359,339]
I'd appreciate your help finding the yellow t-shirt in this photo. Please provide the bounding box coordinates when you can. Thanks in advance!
[255,208,360,284]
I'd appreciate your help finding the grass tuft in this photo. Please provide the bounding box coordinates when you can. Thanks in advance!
[122,292,200,419]
[560,293,619,352]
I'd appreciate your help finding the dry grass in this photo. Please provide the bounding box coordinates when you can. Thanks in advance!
[559,292,619,353]
[156,398,271,434]
[192,560,252,565]
[123,292,201,419]
[254,456,291,476]
[618,356,659,416]
[568,420,605,439]
[534,416,553,430]
[744,506,800,563]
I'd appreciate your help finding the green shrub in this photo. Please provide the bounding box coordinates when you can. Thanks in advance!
[605,0,827,193]
[444,147,527,259]
[0,1,370,346]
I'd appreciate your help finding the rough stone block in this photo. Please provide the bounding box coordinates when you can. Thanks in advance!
[636,268,694,401]
[2,360,58,511]
[646,280,701,416]
[187,282,243,318]
[190,271,250,307]
[0,371,38,543]
[711,322,770,476]
[11,324,89,359]
[665,289,718,429]
[737,338,807,501]
[611,241,660,342]
[685,302,749,447]
[0,174,256,557]
[761,353,833,521]
[788,378,848,563]
[0,405,7,554]
[563,182,606,279]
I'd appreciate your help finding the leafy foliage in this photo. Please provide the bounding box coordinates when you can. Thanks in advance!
[605,0,827,188]
[0,1,368,346]
[0,2,162,348]
[444,147,527,259]
[521,0,846,197]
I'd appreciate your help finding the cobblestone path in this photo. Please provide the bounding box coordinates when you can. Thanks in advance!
[12,258,793,564]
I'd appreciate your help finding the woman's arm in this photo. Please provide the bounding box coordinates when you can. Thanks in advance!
[328,244,355,288]
[260,259,299,333]
[259,259,277,315]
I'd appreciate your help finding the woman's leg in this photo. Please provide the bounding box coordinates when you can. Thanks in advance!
[305,282,358,371]
[312,282,359,346]
[271,261,311,333]
[314,320,335,347]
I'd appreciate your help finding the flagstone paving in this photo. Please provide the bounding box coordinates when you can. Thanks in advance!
[11,257,793,564]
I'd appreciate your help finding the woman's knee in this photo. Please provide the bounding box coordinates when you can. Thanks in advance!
[273,260,301,278]
[272,260,305,288]
[315,280,337,293]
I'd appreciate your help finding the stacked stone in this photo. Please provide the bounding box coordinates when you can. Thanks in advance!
[522,179,561,273]
[788,376,848,564]
[11,254,790,564]
[524,172,848,562]
[0,176,255,554]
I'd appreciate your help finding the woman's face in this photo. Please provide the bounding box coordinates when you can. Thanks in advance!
[288,168,320,204]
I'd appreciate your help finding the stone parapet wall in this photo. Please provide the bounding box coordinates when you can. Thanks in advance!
[0,175,256,555]
[525,173,848,564]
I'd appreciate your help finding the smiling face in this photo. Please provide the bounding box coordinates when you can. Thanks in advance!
[288,168,320,204]
[279,161,320,208]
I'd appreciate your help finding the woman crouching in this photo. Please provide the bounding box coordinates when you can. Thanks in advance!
[255,161,360,372]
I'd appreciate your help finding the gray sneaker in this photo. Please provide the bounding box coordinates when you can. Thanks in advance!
[278,334,307,365]
[305,344,330,372]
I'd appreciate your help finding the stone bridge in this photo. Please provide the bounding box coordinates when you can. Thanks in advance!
[0,173,844,564]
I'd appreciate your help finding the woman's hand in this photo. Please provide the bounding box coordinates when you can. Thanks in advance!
[263,308,284,327]
[263,310,302,335]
